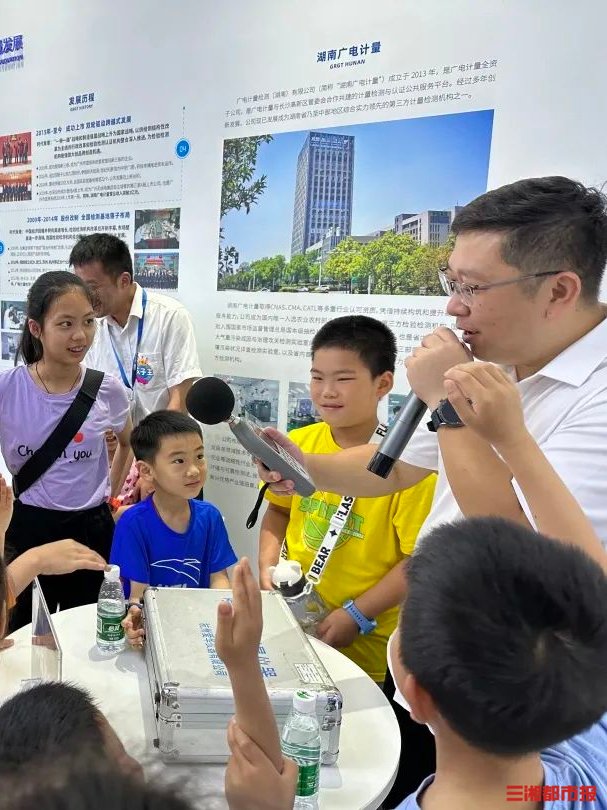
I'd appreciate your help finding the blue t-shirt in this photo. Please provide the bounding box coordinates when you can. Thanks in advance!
[396,713,607,809]
[110,496,237,597]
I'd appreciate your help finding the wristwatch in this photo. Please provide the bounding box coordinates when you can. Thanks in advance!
[427,398,465,432]
[342,599,377,635]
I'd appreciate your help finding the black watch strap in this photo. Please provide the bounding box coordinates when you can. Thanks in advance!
[427,399,464,432]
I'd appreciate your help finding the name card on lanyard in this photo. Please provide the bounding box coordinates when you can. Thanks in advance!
[108,289,147,402]
[305,421,388,586]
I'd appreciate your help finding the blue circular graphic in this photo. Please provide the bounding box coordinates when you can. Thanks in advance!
[175,138,191,159]
[0,242,4,256]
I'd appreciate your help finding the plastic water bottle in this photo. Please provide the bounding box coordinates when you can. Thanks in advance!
[96,565,126,656]
[281,689,321,809]
[269,560,329,635]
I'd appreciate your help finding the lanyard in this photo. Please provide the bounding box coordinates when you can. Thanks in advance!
[108,289,147,390]
[305,422,388,586]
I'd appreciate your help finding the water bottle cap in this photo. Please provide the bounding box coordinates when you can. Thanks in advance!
[293,688,317,714]
[104,564,120,581]
[270,559,303,586]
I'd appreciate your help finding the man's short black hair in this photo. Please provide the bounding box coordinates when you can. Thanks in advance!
[311,315,397,377]
[69,233,133,281]
[452,176,607,302]
[399,517,607,756]
[131,409,203,464]
[0,683,105,774]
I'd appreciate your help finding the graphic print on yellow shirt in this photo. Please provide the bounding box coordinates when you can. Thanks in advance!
[265,421,436,682]
[300,496,364,552]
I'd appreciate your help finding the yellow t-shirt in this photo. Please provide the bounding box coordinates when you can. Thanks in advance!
[265,421,436,682]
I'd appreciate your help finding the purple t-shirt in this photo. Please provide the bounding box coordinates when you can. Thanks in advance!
[0,364,129,511]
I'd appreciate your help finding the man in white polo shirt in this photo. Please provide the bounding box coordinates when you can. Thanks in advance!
[70,233,202,426]
[258,175,607,806]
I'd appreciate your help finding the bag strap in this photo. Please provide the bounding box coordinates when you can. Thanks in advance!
[13,368,105,498]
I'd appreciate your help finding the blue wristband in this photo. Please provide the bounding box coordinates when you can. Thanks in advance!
[342,599,377,635]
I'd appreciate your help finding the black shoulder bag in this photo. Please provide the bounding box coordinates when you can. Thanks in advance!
[13,369,105,499]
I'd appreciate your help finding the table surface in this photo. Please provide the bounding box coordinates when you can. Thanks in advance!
[0,603,399,810]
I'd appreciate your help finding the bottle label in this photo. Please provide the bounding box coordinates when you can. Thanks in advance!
[97,611,126,643]
[281,741,320,797]
[296,762,320,797]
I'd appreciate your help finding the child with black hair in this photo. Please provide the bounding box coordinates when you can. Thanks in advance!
[390,362,607,809]
[111,410,237,647]
[259,315,435,684]
[0,271,132,630]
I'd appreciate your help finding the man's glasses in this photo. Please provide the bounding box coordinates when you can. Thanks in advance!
[438,267,561,305]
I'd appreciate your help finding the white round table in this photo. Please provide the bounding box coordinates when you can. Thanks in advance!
[0,604,399,810]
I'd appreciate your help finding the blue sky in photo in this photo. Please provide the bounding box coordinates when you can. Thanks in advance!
[221,108,494,264]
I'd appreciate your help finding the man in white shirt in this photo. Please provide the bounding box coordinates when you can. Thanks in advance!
[258,175,607,805]
[262,176,607,544]
[70,233,202,426]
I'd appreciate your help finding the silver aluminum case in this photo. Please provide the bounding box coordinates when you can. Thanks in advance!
[143,587,342,764]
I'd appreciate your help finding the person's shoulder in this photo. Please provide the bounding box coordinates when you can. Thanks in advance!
[115,498,151,531]
[289,421,330,450]
[393,776,434,810]
[146,290,188,315]
[190,499,223,523]
[542,712,607,785]
[96,369,128,402]
[0,364,25,386]
[0,364,27,398]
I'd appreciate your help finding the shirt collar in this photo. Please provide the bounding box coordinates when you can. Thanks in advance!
[107,283,143,331]
[508,314,607,388]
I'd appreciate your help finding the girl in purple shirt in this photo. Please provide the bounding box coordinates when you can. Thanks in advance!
[2,271,132,629]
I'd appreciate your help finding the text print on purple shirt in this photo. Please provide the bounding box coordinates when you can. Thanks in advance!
[0,364,129,511]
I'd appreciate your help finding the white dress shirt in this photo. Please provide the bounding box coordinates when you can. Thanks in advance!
[86,284,202,425]
[402,315,607,546]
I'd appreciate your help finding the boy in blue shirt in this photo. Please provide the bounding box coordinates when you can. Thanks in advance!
[111,411,237,646]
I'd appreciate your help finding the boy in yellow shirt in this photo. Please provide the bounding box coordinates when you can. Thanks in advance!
[258,315,435,682]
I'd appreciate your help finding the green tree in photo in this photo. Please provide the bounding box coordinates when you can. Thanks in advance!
[218,134,273,286]
[322,231,448,295]
[287,253,313,285]
[322,237,367,291]
[220,135,273,218]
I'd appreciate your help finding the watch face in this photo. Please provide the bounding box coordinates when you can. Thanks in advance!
[440,399,463,426]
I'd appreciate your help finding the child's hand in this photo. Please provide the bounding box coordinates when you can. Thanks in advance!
[443,362,528,450]
[0,474,14,553]
[215,557,262,671]
[225,719,298,810]
[122,605,145,650]
[316,607,359,649]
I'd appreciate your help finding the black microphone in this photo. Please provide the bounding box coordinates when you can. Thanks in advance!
[186,377,316,497]
[186,375,236,425]
[367,391,427,478]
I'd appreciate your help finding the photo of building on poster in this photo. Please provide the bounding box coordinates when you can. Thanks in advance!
[287,382,322,432]
[134,252,179,291]
[0,131,32,203]
[217,110,493,295]
[217,375,280,429]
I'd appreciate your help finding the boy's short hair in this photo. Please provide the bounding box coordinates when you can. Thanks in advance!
[311,315,396,377]
[399,517,607,755]
[0,683,105,773]
[131,410,203,464]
